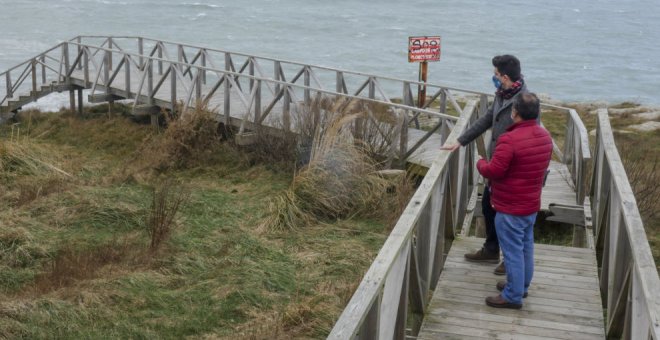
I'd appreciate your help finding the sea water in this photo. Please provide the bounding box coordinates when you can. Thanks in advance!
[0,0,658,111]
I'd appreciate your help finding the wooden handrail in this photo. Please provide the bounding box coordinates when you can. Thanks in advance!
[591,109,660,339]
[563,108,592,205]
[328,100,479,339]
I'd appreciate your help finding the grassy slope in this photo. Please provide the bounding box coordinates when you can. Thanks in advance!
[0,109,389,339]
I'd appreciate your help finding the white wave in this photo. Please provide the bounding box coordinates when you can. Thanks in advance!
[95,0,129,5]
[182,2,220,9]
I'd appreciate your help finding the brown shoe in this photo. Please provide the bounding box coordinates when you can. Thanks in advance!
[485,294,522,309]
[496,280,528,298]
[494,262,506,275]
[464,248,499,263]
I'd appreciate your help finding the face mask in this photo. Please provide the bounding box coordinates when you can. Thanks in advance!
[492,75,501,89]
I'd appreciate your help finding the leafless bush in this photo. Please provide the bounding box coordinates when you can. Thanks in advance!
[145,179,190,251]
[618,139,659,222]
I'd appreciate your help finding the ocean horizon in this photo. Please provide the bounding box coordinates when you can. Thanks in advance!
[1,0,659,110]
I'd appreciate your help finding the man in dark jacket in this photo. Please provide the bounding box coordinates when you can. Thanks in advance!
[441,55,528,274]
[477,93,553,309]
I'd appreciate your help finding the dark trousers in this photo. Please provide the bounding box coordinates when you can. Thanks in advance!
[482,185,499,254]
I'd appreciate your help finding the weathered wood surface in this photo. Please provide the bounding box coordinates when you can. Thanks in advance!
[66,68,453,170]
[592,109,660,339]
[417,237,605,340]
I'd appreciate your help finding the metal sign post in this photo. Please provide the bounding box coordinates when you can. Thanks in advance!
[408,36,441,109]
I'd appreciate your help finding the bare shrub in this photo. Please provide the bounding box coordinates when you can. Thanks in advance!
[617,137,659,222]
[145,179,190,251]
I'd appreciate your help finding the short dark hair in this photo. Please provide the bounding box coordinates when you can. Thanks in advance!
[513,93,540,120]
[492,55,521,81]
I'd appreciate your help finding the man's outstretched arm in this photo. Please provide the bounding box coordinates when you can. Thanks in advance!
[440,104,494,150]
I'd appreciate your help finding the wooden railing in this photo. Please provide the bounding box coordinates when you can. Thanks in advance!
[3,37,498,164]
[591,109,660,339]
[328,99,482,339]
[0,43,69,108]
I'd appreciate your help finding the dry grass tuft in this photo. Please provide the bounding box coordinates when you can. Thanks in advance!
[264,97,413,230]
[121,105,222,181]
[0,141,71,179]
[0,228,49,268]
[30,240,132,294]
[0,139,72,207]
[145,179,190,251]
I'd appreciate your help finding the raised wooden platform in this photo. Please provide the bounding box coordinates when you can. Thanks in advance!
[417,237,605,340]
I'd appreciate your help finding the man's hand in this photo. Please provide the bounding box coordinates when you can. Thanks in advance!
[440,142,461,151]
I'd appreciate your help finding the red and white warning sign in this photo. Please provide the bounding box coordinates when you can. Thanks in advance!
[408,36,441,62]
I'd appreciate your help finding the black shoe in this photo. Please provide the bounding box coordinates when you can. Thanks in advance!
[494,262,506,275]
[485,295,522,309]
[496,280,528,298]
[464,248,499,263]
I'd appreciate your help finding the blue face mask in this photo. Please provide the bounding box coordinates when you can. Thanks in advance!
[492,75,502,89]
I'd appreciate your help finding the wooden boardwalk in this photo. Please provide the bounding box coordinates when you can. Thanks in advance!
[4,37,660,340]
[417,237,605,340]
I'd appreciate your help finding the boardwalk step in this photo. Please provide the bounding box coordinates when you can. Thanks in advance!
[418,237,605,339]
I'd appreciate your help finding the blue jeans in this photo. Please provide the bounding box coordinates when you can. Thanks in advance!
[495,212,536,304]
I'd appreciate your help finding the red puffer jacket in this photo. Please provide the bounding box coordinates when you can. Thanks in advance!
[476,120,553,216]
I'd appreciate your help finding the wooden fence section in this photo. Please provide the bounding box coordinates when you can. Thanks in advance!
[0,36,494,166]
[328,100,481,339]
[591,109,660,340]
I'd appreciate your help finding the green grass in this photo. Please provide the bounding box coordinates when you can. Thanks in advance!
[0,108,390,339]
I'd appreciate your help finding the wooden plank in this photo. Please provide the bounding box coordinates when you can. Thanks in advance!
[426,297,603,328]
[428,291,603,319]
[434,273,601,299]
[437,280,601,305]
[434,286,602,312]
[455,237,595,254]
[420,234,606,339]
[419,323,566,340]
[438,267,598,290]
[444,258,598,277]
[423,314,603,340]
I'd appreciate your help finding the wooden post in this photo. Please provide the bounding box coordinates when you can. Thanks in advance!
[200,50,206,84]
[41,55,46,85]
[69,90,75,112]
[76,37,82,70]
[77,88,83,116]
[138,37,144,70]
[336,71,344,93]
[417,61,428,108]
[5,72,11,98]
[108,99,114,117]
[283,85,290,131]
[107,37,113,70]
[304,66,310,106]
[83,48,89,86]
[31,59,37,98]
[157,44,163,75]
[125,56,131,95]
[170,65,177,112]
[63,43,70,82]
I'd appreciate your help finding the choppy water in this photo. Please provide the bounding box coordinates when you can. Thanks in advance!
[0,0,659,110]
